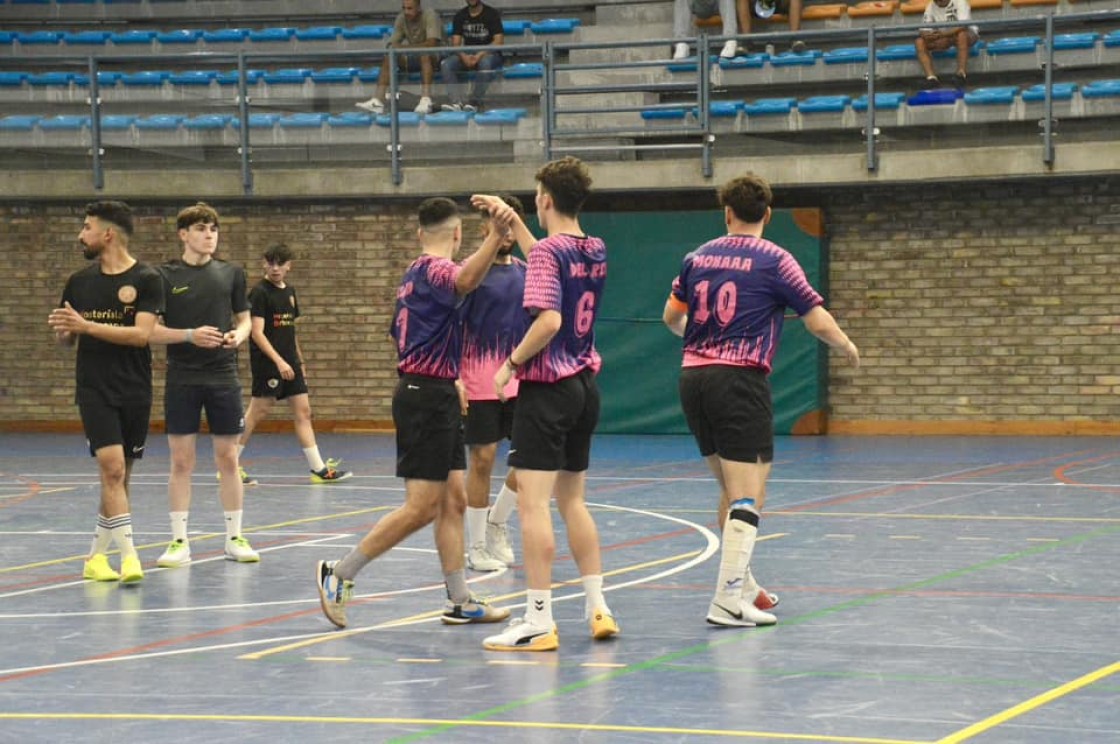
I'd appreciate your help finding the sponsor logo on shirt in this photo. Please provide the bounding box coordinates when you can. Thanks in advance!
[117,285,138,304]
[171,285,190,295]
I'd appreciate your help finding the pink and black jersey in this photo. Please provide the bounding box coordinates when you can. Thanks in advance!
[521,233,607,383]
[391,254,463,379]
[669,235,823,374]
[459,259,529,400]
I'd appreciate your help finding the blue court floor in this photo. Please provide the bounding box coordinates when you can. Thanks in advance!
[0,432,1117,743]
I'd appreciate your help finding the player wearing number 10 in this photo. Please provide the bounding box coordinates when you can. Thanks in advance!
[663,173,859,628]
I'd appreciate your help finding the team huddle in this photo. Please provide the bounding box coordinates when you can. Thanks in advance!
[51,157,858,652]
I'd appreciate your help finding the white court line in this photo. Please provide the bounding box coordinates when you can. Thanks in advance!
[0,501,718,678]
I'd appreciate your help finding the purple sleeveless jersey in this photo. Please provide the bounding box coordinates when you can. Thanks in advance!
[391,254,463,379]
[459,258,530,401]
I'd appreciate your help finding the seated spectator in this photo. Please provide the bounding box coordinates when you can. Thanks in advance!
[673,0,744,60]
[915,0,979,89]
[357,0,442,115]
[441,0,504,112]
[740,0,806,54]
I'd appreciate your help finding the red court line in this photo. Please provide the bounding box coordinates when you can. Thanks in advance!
[1052,452,1120,494]
[0,479,43,511]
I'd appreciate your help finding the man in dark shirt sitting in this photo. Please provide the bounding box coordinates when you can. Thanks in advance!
[441,0,504,112]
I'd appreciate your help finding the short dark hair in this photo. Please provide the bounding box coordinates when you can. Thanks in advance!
[535,157,592,217]
[718,174,772,224]
[417,197,460,228]
[176,202,220,231]
[85,200,134,238]
[263,243,293,264]
[479,193,525,221]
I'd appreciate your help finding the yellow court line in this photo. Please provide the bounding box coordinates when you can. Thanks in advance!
[0,712,929,743]
[936,659,1120,744]
[769,511,1120,524]
[239,549,708,660]
[0,505,394,574]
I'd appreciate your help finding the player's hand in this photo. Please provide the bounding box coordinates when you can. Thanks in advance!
[454,379,469,416]
[190,325,225,348]
[278,360,295,380]
[493,361,513,402]
[47,302,89,335]
[221,330,246,349]
[843,340,861,369]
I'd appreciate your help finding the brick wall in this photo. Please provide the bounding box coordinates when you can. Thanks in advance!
[3,176,1118,433]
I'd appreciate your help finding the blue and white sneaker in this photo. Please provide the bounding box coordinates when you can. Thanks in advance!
[316,560,354,629]
[441,595,510,625]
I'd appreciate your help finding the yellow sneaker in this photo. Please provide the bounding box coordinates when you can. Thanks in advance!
[589,608,620,640]
[83,553,120,582]
[119,554,144,584]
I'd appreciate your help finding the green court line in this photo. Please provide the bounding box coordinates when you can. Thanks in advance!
[388,523,1120,744]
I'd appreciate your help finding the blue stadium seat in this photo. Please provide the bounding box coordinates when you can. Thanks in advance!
[278,113,329,128]
[852,92,907,111]
[474,108,526,125]
[58,0,97,4]
[1052,33,1099,51]
[743,98,797,115]
[311,67,359,83]
[668,55,717,73]
[250,28,296,43]
[262,68,312,84]
[63,31,110,45]
[704,101,741,118]
[529,19,580,35]
[99,115,137,131]
[986,37,1039,56]
[203,29,250,43]
[770,50,822,68]
[503,63,544,79]
[0,115,39,131]
[295,27,342,42]
[932,41,982,59]
[0,73,28,87]
[327,112,374,128]
[878,44,918,62]
[1082,79,1120,98]
[907,89,962,106]
[640,108,688,121]
[341,26,390,40]
[375,112,422,127]
[963,86,1019,105]
[799,95,851,113]
[230,113,281,129]
[184,114,233,130]
[1105,31,1120,48]
[503,21,531,36]
[135,115,184,130]
[357,68,382,83]
[157,30,203,44]
[823,47,869,65]
[17,31,63,45]
[110,30,157,45]
[27,72,74,86]
[169,70,218,86]
[719,54,767,69]
[424,111,473,126]
[216,70,265,85]
[95,72,123,86]
[39,115,90,130]
[0,33,13,45]
[121,71,170,86]
[1021,83,1077,102]
[10,0,51,4]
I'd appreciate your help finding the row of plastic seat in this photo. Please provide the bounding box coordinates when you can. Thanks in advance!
[0,108,531,132]
[0,63,545,88]
[0,19,581,47]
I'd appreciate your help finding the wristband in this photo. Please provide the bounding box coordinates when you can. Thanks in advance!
[506,356,520,370]
[185,328,194,344]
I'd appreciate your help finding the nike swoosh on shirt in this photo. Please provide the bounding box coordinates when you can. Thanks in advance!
[171,286,190,294]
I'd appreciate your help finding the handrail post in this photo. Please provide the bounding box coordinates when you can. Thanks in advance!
[698,32,712,178]
[87,56,104,191]
[543,41,555,161]
[389,48,402,186]
[1042,13,1055,167]
[236,52,254,196]
[866,26,878,173]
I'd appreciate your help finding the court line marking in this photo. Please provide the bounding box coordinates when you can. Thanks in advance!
[767,510,1120,524]
[935,659,1120,744]
[0,712,927,743]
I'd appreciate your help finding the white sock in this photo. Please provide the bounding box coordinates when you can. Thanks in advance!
[170,511,189,542]
[89,515,112,557]
[303,446,325,472]
[489,484,517,524]
[466,506,488,547]
[582,574,607,618]
[108,513,137,558]
[525,589,553,628]
[716,499,760,604]
[224,510,243,540]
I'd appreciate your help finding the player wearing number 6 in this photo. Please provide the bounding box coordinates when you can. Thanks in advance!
[473,156,620,652]
[663,173,859,628]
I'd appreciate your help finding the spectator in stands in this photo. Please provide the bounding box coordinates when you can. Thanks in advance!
[738,0,806,55]
[673,0,744,60]
[357,0,442,115]
[915,0,978,90]
[441,0,504,112]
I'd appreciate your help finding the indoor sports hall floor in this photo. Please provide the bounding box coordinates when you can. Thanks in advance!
[1,432,1117,744]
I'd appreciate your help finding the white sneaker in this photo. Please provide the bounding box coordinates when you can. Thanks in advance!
[672,42,689,60]
[441,102,464,113]
[224,536,260,563]
[467,542,506,572]
[706,597,777,627]
[156,539,191,568]
[485,519,515,565]
[414,96,433,114]
[720,40,739,59]
[483,617,559,652]
[356,96,384,114]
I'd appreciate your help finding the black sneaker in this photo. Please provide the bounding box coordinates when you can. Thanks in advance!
[920,76,941,91]
[953,71,967,89]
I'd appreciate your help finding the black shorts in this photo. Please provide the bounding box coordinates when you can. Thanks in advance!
[509,368,599,473]
[78,397,151,458]
[464,398,516,446]
[679,364,773,463]
[251,363,309,400]
[164,383,245,436]
[393,374,466,480]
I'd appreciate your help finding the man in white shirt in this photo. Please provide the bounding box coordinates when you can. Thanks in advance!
[915,0,979,89]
